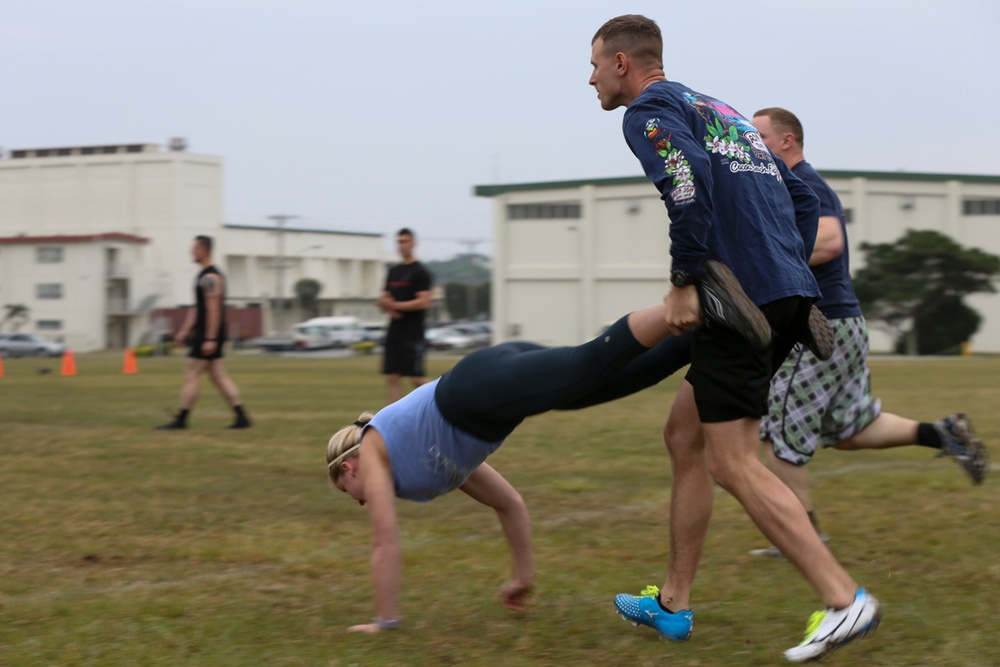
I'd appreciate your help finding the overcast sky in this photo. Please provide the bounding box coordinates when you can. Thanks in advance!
[3,0,997,259]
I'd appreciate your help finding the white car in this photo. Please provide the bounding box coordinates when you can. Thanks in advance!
[291,316,365,350]
[0,333,67,357]
[449,322,492,347]
[425,327,474,351]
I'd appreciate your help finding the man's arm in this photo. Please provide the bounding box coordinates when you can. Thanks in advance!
[387,290,431,313]
[199,273,223,355]
[377,290,395,313]
[624,101,714,335]
[174,307,196,343]
[774,156,821,259]
[809,215,845,266]
[381,266,432,313]
[624,100,713,279]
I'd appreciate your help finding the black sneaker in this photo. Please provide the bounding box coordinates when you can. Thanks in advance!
[226,417,252,430]
[934,413,988,484]
[696,260,772,351]
[801,305,835,361]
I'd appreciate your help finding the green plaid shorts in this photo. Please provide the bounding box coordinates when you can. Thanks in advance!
[761,316,881,465]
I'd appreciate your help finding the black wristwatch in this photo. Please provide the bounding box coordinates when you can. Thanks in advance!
[670,269,695,287]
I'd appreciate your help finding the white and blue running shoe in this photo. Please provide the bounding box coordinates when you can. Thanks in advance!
[784,588,881,662]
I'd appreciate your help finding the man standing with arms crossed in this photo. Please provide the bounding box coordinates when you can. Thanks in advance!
[590,15,879,662]
[747,107,988,558]
[379,228,433,404]
[156,235,251,430]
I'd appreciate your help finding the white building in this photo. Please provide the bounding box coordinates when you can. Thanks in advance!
[476,170,1000,353]
[0,142,386,351]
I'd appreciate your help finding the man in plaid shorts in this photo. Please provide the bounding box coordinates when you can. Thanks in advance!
[750,108,989,558]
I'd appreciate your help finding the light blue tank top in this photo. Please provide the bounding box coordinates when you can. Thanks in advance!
[363,379,505,502]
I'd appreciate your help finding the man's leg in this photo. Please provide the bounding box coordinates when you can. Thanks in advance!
[612,381,704,641]
[706,418,856,609]
[750,445,827,558]
[179,357,206,409]
[206,359,251,428]
[386,374,403,404]
[836,412,987,483]
[835,412,917,449]
[206,359,243,407]
[762,445,813,512]
[405,338,429,393]
[659,382,711,613]
[155,358,206,429]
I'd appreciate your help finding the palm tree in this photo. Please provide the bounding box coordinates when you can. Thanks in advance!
[1,304,30,332]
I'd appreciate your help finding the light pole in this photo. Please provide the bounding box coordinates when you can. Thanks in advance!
[457,238,485,320]
[267,214,299,334]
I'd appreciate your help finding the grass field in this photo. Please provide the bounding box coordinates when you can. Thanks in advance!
[1,350,998,667]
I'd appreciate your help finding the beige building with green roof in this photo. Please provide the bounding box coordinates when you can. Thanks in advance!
[476,170,1000,354]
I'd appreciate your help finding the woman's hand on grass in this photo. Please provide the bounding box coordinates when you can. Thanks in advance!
[347,622,381,633]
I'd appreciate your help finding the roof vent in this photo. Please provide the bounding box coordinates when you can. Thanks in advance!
[168,137,188,152]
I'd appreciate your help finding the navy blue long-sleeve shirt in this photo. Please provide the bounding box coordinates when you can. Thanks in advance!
[623,80,820,306]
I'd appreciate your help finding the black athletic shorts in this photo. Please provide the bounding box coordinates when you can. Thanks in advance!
[685,296,812,423]
[383,336,426,377]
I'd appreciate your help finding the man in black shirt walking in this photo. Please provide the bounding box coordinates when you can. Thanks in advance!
[378,228,433,404]
[156,235,251,429]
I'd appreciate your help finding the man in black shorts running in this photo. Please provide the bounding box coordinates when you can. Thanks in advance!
[591,15,880,662]
[155,235,251,430]
[378,228,433,404]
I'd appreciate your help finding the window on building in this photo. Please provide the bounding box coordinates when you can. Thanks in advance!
[36,320,62,331]
[963,199,1000,216]
[36,246,64,263]
[843,209,853,224]
[508,203,582,220]
[36,283,63,299]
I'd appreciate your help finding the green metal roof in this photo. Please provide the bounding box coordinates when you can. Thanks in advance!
[474,169,1000,197]
[224,223,381,237]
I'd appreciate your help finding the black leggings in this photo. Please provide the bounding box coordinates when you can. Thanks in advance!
[434,315,693,441]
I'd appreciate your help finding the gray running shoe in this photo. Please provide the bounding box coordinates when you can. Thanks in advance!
[697,260,772,351]
[934,413,988,484]
[801,305,835,361]
[749,532,830,559]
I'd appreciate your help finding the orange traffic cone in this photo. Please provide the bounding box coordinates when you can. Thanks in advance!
[61,349,77,376]
[123,348,138,374]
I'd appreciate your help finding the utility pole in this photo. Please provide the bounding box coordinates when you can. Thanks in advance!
[267,214,299,334]
[457,238,485,320]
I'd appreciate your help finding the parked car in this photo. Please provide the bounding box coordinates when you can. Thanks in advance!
[291,316,365,350]
[425,326,474,351]
[361,322,388,345]
[449,322,492,347]
[0,333,67,357]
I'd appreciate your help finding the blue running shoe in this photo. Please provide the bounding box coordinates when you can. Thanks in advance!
[934,412,988,484]
[614,585,693,641]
